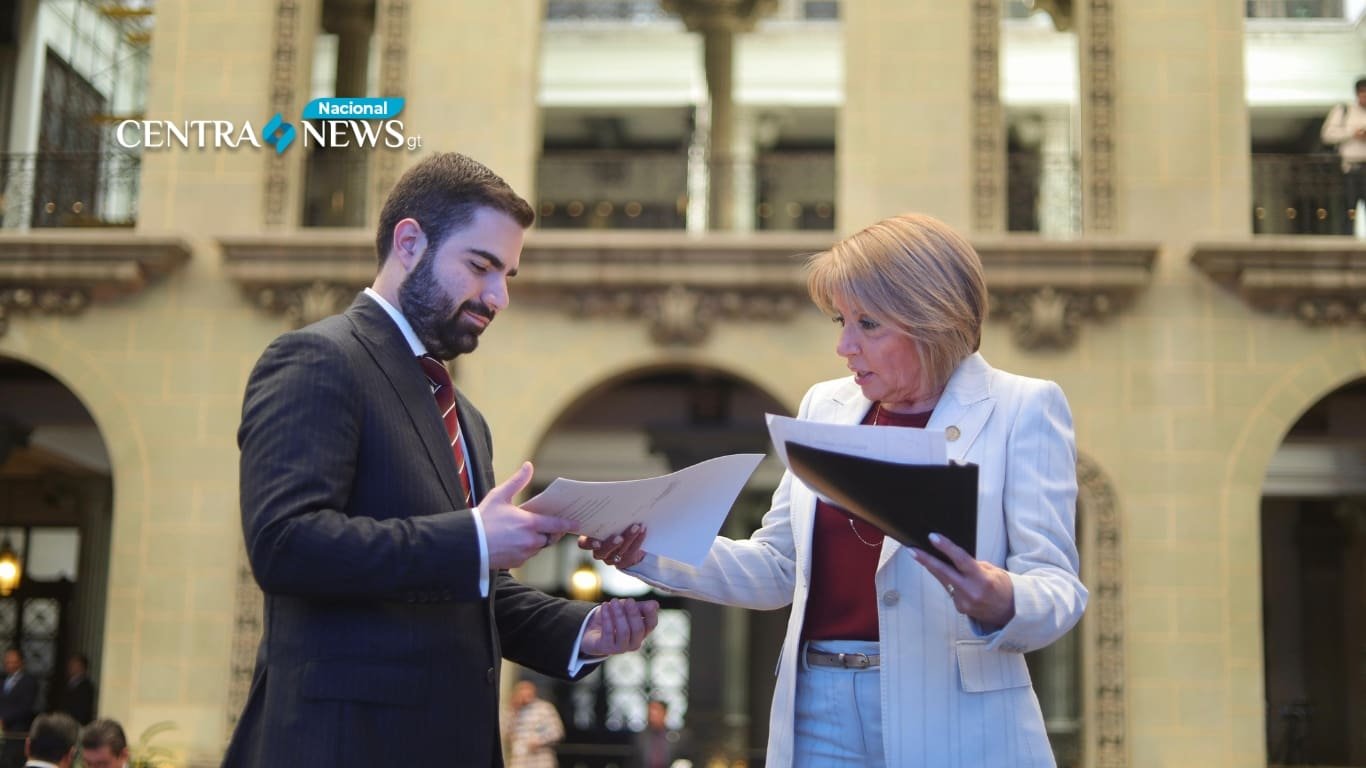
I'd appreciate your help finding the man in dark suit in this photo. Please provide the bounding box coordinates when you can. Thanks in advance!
[223,152,658,768]
[22,713,78,768]
[0,649,37,768]
[54,654,95,725]
[630,699,691,768]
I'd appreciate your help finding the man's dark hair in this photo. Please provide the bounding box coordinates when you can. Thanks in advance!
[1356,76,1366,92]
[374,152,535,266]
[79,718,128,754]
[28,712,79,762]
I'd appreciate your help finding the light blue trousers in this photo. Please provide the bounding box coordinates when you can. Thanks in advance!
[793,640,886,768]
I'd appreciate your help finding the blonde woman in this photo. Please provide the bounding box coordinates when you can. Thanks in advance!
[584,213,1086,768]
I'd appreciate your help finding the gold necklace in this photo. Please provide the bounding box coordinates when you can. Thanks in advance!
[846,402,885,548]
[847,518,882,547]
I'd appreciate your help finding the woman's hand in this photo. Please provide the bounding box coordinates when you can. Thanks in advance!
[578,524,648,568]
[911,532,1016,630]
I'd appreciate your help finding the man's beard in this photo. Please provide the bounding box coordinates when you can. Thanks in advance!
[398,252,494,360]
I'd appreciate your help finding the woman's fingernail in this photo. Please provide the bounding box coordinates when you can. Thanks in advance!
[929,533,942,544]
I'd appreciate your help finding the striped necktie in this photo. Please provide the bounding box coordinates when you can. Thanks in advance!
[418,354,474,508]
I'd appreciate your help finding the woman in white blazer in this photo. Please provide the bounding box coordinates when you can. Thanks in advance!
[584,213,1087,768]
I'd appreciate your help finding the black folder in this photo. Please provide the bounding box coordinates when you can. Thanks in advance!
[784,440,978,568]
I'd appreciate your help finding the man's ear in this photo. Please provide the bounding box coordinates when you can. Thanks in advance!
[391,218,427,272]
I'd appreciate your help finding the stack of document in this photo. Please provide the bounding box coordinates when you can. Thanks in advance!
[523,453,764,566]
[766,414,978,565]
[522,415,979,570]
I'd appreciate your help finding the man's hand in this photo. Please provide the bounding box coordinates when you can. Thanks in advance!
[480,462,577,570]
[581,598,660,657]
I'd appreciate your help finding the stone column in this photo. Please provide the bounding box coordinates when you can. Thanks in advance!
[401,0,542,197]
[1038,107,1077,236]
[310,0,374,226]
[664,0,776,231]
[325,1,373,98]
[840,0,976,232]
[136,0,316,234]
[1088,0,1250,237]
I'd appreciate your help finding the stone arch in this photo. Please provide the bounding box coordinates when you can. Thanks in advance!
[1225,352,1366,499]
[0,348,125,717]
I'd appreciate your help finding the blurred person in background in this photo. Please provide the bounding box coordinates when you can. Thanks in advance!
[1321,76,1366,234]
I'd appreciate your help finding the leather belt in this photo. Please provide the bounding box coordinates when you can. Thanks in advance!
[805,649,880,669]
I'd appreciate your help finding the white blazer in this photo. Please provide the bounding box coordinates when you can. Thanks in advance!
[630,353,1087,768]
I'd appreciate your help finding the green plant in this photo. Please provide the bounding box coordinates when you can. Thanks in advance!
[127,721,178,768]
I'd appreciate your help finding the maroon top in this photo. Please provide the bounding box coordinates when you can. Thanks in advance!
[802,404,933,641]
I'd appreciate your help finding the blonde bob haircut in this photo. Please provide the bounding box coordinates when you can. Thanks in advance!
[806,213,988,398]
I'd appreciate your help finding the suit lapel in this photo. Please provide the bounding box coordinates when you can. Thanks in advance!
[346,295,465,509]
[925,353,996,463]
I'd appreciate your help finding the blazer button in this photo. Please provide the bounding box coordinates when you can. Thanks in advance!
[486,667,495,684]
[882,590,900,607]
[945,425,961,442]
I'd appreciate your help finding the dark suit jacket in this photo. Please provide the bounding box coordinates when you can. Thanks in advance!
[223,295,595,768]
[0,672,37,733]
[56,675,96,725]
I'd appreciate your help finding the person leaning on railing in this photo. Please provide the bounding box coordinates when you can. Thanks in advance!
[1320,76,1366,234]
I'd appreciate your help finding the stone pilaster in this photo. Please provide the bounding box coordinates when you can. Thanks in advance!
[840,1,975,232]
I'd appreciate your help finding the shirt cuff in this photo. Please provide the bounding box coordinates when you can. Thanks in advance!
[470,507,489,598]
[566,605,608,676]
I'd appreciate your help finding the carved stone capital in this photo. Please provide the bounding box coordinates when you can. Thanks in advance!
[519,230,819,346]
[563,282,801,346]
[976,239,1158,349]
[220,233,376,327]
[0,232,191,338]
[1190,238,1366,327]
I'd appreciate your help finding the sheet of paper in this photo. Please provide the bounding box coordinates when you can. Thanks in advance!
[765,413,948,470]
[522,453,765,566]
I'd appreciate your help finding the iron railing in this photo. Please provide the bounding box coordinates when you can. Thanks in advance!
[1246,0,1346,17]
[545,0,674,23]
[1251,153,1358,235]
[1007,151,1082,235]
[534,151,835,231]
[0,152,140,229]
[545,0,838,22]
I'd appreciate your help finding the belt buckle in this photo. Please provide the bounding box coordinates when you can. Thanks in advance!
[838,652,869,669]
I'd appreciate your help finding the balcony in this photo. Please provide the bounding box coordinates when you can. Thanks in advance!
[0,152,141,230]
[1007,151,1082,236]
[1245,0,1346,17]
[544,0,839,23]
[535,151,834,232]
[1251,153,1361,236]
[544,0,675,24]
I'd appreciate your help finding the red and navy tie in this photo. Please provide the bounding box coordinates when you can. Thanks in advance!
[418,354,474,508]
